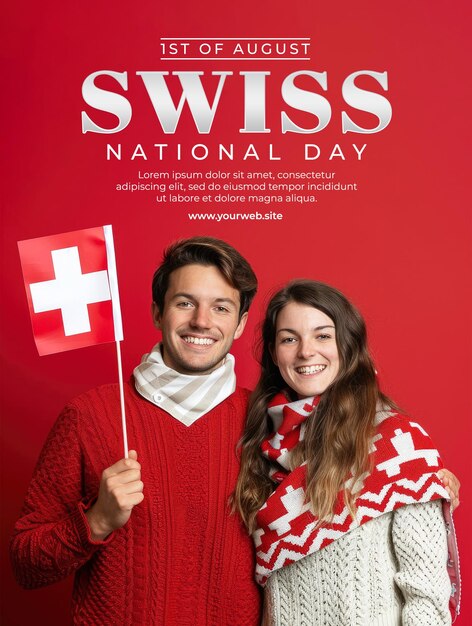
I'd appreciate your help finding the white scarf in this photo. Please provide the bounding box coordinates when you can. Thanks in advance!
[133,343,236,426]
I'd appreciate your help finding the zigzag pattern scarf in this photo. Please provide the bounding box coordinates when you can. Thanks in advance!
[254,393,461,621]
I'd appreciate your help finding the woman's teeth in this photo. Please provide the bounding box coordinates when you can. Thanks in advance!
[296,365,326,374]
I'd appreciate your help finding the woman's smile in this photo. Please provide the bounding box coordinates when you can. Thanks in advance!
[273,302,339,398]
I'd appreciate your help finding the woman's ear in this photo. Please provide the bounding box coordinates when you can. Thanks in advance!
[269,344,278,366]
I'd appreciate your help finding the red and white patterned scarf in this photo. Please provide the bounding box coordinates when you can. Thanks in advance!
[254,393,461,621]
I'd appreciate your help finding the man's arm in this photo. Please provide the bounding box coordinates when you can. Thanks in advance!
[438,469,460,511]
[9,404,143,588]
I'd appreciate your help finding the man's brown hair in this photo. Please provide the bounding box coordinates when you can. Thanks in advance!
[152,237,257,318]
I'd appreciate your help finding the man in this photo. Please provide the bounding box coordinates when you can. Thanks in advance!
[10,236,460,625]
[11,237,261,625]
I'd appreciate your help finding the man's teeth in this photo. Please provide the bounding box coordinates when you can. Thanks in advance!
[183,336,215,345]
[296,365,326,374]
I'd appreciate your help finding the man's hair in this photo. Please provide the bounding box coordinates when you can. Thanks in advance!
[152,236,257,318]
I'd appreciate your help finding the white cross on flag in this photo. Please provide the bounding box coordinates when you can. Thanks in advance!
[18,225,124,356]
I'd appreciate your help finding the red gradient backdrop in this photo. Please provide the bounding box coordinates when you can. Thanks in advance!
[1,1,471,624]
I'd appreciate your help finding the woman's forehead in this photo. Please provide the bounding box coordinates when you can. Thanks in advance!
[276,302,335,329]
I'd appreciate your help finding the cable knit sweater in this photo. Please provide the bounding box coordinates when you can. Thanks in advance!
[263,500,451,626]
[10,382,261,626]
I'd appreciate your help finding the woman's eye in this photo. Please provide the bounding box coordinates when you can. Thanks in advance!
[317,334,331,340]
[281,337,296,344]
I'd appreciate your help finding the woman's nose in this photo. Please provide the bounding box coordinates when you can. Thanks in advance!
[297,338,316,359]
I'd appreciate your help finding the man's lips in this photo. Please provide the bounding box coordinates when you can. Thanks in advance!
[181,335,217,346]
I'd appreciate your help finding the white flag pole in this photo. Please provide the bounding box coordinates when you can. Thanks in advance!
[103,225,128,458]
[116,339,129,458]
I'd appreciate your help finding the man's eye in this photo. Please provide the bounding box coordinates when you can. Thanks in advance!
[215,306,229,313]
[177,301,193,308]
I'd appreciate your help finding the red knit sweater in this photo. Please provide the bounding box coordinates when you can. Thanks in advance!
[10,382,262,626]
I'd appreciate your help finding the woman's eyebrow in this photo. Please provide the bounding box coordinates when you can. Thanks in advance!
[277,324,335,334]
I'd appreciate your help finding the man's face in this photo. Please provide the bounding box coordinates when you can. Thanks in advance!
[152,264,248,375]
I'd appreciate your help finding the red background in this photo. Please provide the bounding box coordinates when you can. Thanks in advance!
[1,1,471,623]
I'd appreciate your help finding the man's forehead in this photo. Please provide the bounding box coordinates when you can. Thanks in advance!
[165,264,240,303]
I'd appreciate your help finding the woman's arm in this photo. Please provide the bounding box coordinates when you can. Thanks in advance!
[392,500,452,626]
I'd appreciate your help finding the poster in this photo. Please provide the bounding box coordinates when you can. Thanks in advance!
[1,0,470,623]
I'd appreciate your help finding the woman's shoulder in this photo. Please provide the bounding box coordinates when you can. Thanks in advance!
[374,405,431,440]
[370,405,443,479]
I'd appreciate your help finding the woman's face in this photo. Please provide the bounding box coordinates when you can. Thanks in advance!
[272,302,340,398]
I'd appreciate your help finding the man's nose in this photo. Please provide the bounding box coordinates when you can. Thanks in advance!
[190,305,211,329]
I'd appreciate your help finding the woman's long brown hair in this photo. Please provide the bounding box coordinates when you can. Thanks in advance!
[233,280,394,533]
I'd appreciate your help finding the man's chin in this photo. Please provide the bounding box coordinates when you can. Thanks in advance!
[177,358,225,376]
[170,351,227,376]
[161,343,228,375]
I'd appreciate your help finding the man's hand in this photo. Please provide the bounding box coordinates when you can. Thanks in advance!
[438,468,460,511]
[86,450,144,541]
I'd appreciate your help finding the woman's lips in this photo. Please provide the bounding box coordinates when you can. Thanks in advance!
[295,365,327,374]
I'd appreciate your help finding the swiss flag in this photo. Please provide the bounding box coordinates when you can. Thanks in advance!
[18,225,124,356]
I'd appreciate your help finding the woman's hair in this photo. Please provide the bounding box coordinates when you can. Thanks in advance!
[233,279,394,532]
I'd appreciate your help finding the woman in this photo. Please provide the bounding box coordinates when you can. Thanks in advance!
[234,280,460,626]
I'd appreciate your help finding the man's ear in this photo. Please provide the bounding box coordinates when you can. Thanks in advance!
[233,311,248,340]
[151,302,162,329]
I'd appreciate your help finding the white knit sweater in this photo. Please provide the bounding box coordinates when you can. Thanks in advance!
[263,500,451,626]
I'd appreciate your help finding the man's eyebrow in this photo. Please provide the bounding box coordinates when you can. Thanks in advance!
[171,293,238,307]
[170,292,196,301]
[214,297,238,306]
[276,325,335,334]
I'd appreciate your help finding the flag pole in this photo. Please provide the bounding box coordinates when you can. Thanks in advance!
[116,340,129,458]
[104,224,128,459]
